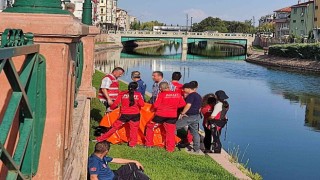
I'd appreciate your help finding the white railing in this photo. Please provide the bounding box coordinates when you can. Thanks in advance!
[107,30,255,38]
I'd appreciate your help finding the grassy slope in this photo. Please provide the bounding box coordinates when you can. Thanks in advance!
[90,70,235,180]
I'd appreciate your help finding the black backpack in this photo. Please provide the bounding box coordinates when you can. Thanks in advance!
[114,163,150,180]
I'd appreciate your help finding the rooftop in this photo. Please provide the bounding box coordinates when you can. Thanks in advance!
[274,7,291,13]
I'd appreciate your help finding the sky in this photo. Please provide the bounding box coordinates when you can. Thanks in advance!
[118,0,303,26]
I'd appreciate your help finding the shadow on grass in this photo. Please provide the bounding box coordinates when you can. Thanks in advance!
[90,108,103,122]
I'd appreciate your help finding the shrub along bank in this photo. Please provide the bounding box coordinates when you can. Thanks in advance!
[269,43,320,60]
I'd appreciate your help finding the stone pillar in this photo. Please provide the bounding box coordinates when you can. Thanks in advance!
[0,12,98,179]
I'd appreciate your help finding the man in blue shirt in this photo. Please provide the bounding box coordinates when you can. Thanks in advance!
[131,71,147,100]
[88,141,144,180]
[176,82,202,154]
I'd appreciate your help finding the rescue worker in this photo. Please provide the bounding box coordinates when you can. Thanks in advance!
[96,82,144,147]
[149,71,174,104]
[201,93,216,153]
[145,82,186,152]
[98,67,125,112]
[171,71,183,96]
[88,141,144,180]
[176,82,202,154]
[208,90,229,154]
[131,71,146,100]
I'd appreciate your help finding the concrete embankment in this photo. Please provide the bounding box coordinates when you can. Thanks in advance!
[246,52,320,73]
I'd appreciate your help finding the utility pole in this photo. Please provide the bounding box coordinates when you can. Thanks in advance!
[191,17,193,32]
[186,14,188,33]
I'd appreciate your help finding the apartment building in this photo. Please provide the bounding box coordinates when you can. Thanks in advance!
[116,8,127,30]
[98,0,117,30]
[290,0,314,37]
[259,14,275,26]
[313,0,320,40]
[274,7,291,38]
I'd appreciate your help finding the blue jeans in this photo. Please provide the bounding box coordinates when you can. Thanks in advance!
[176,114,201,151]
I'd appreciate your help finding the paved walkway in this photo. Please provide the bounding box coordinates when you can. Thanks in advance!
[206,149,251,180]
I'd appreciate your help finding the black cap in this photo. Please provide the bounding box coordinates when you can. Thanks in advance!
[215,90,229,100]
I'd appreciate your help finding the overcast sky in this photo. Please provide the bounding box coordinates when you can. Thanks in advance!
[118,0,303,26]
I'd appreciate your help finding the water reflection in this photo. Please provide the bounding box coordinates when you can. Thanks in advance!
[188,40,246,57]
[120,40,246,60]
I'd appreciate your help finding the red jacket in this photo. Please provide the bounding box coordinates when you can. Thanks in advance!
[201,104,214,128]
[153,91,186,118]
[172,81,184,96]
[110,91,145,114]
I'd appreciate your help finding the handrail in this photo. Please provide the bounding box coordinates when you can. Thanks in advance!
[0,29,46,179]
[74,41,84,107]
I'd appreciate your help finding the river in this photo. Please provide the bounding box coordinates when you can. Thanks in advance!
[94,42,320,180]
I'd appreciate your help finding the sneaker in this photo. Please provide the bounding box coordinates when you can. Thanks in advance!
[187,150,205,156]
[203,149,213,153]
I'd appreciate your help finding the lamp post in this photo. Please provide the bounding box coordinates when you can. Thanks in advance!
[4,0,69,14]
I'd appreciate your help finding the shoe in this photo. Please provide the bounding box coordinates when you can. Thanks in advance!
[213,149,221,154]
[177,142,190,148]
[203,149,213,153]
[188,150,205,156]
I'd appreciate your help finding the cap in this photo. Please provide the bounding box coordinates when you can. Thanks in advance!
[131,71,141,78]
[215,90,229,100]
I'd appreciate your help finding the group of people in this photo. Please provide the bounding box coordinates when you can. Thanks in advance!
[95,67,230,155]
[89,67,230,179]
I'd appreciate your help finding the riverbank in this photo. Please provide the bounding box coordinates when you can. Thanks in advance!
[246,51,320,73]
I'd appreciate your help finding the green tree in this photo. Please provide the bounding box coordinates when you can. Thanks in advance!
[192,17,228,32]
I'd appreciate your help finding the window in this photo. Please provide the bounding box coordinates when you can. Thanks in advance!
[293,20,296,23]
[101,0,103,3]
[315,17,318,22]
[316,6,319,10]
[101,8,103,14]
[294,8,297,14]
[301,20,304,24]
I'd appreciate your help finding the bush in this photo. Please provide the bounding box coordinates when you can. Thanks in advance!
[269,43,320,60]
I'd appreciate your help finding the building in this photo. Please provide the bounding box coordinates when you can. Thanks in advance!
[98,0,117,30]
[116,8,127,31]
[274,7,291,39]
[313,0,320,40]
[290,0,314,38]
[258,14,275,26]
[127,15,137,30]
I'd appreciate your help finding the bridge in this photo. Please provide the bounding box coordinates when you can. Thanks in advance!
[100,30,256,51]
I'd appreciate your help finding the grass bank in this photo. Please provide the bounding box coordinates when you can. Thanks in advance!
[89,70,236,179]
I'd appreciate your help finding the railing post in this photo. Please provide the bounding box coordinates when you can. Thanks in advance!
[82,0,93,25]
[3,0,69,14]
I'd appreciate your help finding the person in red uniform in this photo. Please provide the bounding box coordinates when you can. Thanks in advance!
[97,82,145,147]
[145,82,186,152]
[171,72,183,96]
[200,93,216,153]
[98,67,125,112]
[208,90,229,153]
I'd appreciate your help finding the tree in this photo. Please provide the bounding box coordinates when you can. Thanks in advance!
[192,17,228,32]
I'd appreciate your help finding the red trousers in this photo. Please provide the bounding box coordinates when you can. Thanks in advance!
[97,120,140,147]
[145,122,176,152]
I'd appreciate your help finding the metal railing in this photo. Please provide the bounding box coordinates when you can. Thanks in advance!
[106,30,255,38]
[0,29,46,179]
[74,41,84,107]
